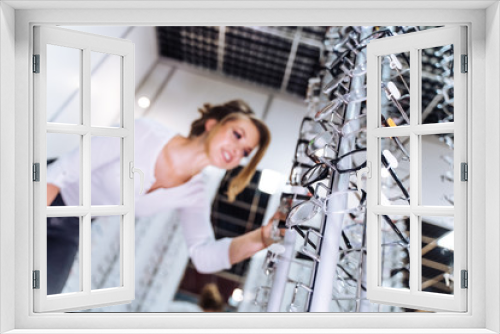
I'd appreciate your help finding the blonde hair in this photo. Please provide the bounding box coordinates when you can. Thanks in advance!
[198,283,224,312]
[189,100,271,202]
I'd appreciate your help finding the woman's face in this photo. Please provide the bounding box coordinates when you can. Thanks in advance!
[206,118,260,170]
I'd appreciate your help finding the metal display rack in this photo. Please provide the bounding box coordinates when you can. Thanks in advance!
[259,26,456,313]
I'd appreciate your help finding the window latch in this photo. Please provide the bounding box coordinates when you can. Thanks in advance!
[129,162,145,194]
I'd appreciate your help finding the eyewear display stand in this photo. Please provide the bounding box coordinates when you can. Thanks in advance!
[266,229,297,312]
[261,25,456,313]
[308,26,371,312]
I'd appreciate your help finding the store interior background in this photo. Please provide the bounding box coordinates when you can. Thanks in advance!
[47,26,454,313]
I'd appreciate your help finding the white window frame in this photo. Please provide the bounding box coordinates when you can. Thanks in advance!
[366,26,468,312]
[33,25,136,312]
[1,2,498,333]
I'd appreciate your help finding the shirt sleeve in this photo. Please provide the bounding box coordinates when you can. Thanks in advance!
[177,204,233,274]
[47,136,121,190]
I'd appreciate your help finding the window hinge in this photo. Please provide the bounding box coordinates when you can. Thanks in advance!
[33,163,40,182]
[461,270,468,289]
[461,54,468,73]
[33,54,40,73]
[461,162,468,181]
[33,270,40,289]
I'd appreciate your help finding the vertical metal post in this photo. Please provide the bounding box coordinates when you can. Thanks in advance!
[308,27,372,312]
[281,27,303,92]
[266,229,297,312]
[217,26,226,73]
[355,214,369,312]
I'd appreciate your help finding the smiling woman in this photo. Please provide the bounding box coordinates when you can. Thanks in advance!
[46,99,274,297]
[0,0,496,331]
[189,101,271,201]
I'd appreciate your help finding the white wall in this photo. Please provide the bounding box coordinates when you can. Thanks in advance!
[145,66,270,135]
[485,2,500,332]
[47,26,158,158]
[48,26,310,187]
[259,97,307,176]
[0,2,16,332]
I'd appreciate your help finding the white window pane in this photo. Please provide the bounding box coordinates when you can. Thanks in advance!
[47,44,81,124]
[380,136,410,205]
[380,214,410,290]
[47,133,81,206]
[91,136,121,205]
[35,25,135,313]
[91,216,122,290]
[421,216,454,295]
[379,51,410,127]
[91,52,122,127]
[421,44,454,124]
[421,134,454,206]
[47,216,81,295]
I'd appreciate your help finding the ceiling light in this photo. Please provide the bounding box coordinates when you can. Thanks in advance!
[231,288,244,302]
[137,96,151,109]
[258,169,284,195]
[437,231,454,251]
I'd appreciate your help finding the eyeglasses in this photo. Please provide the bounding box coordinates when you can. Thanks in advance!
[381,114,411,160]
[317,88,367,119]
[288,281,313,312]
[253,285,271,308]
[323,61,368,95]
[286,186,366,228]
[289,161,316,189]
[262,243,286,275]
[299,117,331,140]
[307,120,366,162]
[382,81,410,125]
[293,140,317,166]
[381,154,410,204]
[383,54,410,93]
[313,148,368,175]
[299,162,331,190]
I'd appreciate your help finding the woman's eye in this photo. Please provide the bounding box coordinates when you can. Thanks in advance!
[233,131,242,140]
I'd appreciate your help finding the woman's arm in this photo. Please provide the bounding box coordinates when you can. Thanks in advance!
[47,183,60,206]
[228,221,274,265]
[178,201,282,273]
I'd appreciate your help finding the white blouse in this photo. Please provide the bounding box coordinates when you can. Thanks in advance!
[47,118,232,273]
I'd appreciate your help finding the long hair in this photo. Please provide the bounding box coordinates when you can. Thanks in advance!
[189,100,271,202]
[198,283,224,312]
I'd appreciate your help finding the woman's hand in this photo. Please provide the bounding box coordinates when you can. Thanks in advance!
[47,183,60,206]
[260,211,286,248]
[228,210,287,265]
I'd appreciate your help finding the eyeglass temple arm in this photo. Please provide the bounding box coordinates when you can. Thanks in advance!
[382,214,409,245]
[337,264,367,292]
[381,155,410,204]
[381,115,410,160]
[292,225,317,250]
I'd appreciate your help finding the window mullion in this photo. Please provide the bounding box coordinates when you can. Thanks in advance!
[409,47,420,294]
[372,126,411,138]
[81,47,92,294]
